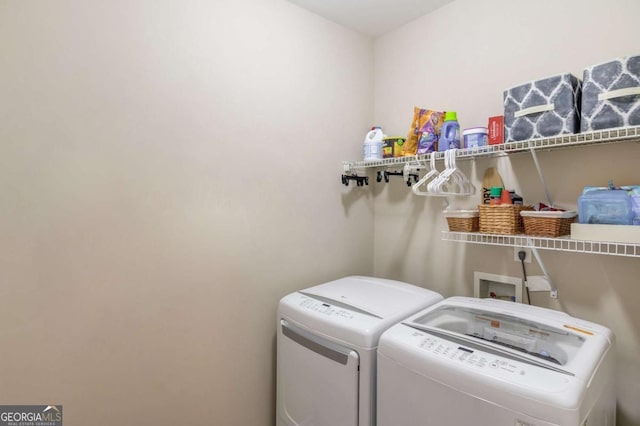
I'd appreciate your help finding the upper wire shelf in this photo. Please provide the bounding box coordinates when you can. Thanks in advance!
[343,125,640,172]
[442,231,640,258]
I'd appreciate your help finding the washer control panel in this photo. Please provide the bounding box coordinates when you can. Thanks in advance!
[402,329,571,392]
[298,296,355,319]
[418,335,523,375]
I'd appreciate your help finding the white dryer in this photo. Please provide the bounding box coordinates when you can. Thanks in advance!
[276,276,443,426]
[377,297,616,426]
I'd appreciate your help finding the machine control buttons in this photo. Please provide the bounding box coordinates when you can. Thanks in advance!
[298,298,354,319]
[416,335,527,376]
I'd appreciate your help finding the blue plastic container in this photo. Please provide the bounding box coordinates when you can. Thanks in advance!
[438,111,461,151]
[578,190,635,225]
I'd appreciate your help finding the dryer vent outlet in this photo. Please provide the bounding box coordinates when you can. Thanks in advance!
[474,272,523,303]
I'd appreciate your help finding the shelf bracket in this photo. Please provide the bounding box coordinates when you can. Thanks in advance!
[529,148,553,207]
[528,242,558,299]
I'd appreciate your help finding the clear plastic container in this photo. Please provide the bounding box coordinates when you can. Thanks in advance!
[578,190,634,225]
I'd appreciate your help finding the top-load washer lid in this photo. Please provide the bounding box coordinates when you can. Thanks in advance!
[279,276,443,349]
[403,297,614,379]
[302,275,436,319]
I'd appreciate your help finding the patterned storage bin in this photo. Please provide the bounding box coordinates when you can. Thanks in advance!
[503,73,581,142]
[581,55,640,131]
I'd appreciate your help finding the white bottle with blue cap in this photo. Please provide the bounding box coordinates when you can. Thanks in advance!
[364,127,384,161]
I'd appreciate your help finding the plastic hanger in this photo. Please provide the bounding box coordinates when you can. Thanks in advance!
[412,154,440,196]
[428,149,476,196]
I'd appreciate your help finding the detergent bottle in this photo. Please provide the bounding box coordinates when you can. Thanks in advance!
[438,111,461,151]
[364,127,384,160]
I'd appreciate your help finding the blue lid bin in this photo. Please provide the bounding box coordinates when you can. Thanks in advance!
[578,190,635,225]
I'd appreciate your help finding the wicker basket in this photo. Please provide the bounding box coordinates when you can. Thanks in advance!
[444,210,480,232]
[478,204,533,235]
[521,211,577,237]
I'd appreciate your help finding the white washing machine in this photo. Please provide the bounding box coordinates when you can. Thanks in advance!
[377,297,616,426]
[276,276,443,426]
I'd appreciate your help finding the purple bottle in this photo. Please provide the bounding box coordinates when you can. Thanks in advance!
[438,111,461,151]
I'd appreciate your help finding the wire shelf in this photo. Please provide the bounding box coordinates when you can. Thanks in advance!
[343,125,640,171]
[442,231,640,258]
[345,126,640,259]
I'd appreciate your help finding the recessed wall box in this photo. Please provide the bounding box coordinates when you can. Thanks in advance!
[474,272,523,303]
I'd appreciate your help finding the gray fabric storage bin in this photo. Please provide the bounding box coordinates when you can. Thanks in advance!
[503,73,581,142]
[581,55,640,132]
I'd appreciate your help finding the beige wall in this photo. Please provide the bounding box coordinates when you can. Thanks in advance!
[0,0,373,424]
[373,0,640,424]
[3,0,639,424]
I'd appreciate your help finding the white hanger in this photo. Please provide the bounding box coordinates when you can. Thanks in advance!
[428,149,476,196]
[447,149,476,195]
[412,154,440,196]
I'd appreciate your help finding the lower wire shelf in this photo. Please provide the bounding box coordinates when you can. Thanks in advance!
[442,231,640,258]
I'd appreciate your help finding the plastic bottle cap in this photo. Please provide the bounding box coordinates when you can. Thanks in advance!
[500,188,513,205]
[444,111,458,121]
[490,186,503,197]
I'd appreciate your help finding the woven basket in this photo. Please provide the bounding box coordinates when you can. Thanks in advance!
[478,204,533,235]
[521,211,577,237]
[446,216,480,232]
[444,210,479,233]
